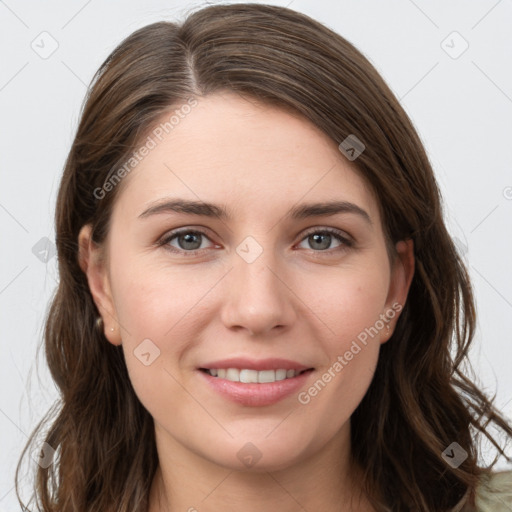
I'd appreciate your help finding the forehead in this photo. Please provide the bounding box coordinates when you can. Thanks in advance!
[111,91,380,224]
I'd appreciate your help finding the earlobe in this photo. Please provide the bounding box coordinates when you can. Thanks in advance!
[78,224,122,346]
[382,238,415,342]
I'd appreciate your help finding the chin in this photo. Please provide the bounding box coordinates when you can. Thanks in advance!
[204,436,310,473]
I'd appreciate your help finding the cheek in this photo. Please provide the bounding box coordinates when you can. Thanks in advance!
[107,252,199,387]
[297,261,390,347]
[293,263,387,410]
[110,263,199,421]
[109,249,209,340]
[294,270,386,442]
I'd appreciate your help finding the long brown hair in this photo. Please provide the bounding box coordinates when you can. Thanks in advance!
[16,3,512,511]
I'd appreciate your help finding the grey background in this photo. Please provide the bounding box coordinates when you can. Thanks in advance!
[1,0,511,508]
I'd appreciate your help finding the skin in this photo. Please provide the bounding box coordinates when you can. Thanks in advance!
[79,90,415,511]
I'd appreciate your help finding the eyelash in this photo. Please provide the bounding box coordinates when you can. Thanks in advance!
[157,227,354,256]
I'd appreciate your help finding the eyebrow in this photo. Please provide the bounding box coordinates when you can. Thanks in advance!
[138,198,372,226]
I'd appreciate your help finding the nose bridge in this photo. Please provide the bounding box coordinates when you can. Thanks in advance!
[220,234,296,335]
[234,237,284,310]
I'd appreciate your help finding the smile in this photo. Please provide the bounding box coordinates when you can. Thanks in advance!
[200,368,311,383]
[197,367,315,407]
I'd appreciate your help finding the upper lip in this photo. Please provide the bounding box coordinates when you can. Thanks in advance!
[198,358,313,372]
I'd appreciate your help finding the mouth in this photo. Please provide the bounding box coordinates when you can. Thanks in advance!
[199,367,314,383]
[197,363,315,407]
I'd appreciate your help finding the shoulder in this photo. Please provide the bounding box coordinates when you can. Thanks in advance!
[473,469,512,511]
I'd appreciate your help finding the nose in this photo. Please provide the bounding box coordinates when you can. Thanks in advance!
[219,245,297,337]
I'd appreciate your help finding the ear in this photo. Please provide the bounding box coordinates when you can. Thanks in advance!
[381,238,415,343]
[78,224,122,346]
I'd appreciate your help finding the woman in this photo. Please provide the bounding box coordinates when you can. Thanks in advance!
[16,3,512,511]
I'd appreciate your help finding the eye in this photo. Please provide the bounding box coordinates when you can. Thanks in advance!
[296,227,354,253]
[159,229,214,254]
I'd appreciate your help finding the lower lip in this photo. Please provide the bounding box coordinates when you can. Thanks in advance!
[198,369,314,407]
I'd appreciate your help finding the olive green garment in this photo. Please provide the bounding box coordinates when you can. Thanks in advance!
[475,470,512,511]
[454,470,512,511]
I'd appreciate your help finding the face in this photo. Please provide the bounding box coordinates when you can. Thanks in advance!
[80,90,414,473]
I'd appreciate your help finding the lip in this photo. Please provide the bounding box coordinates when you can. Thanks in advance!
[198,357,312,372]
[197,367,315,407]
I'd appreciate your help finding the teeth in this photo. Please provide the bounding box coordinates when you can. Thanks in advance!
[240,369,258,383]
[206,368,305,383]
[275,369,287,381]
[225,368,239,381]
[258,370,275,383]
